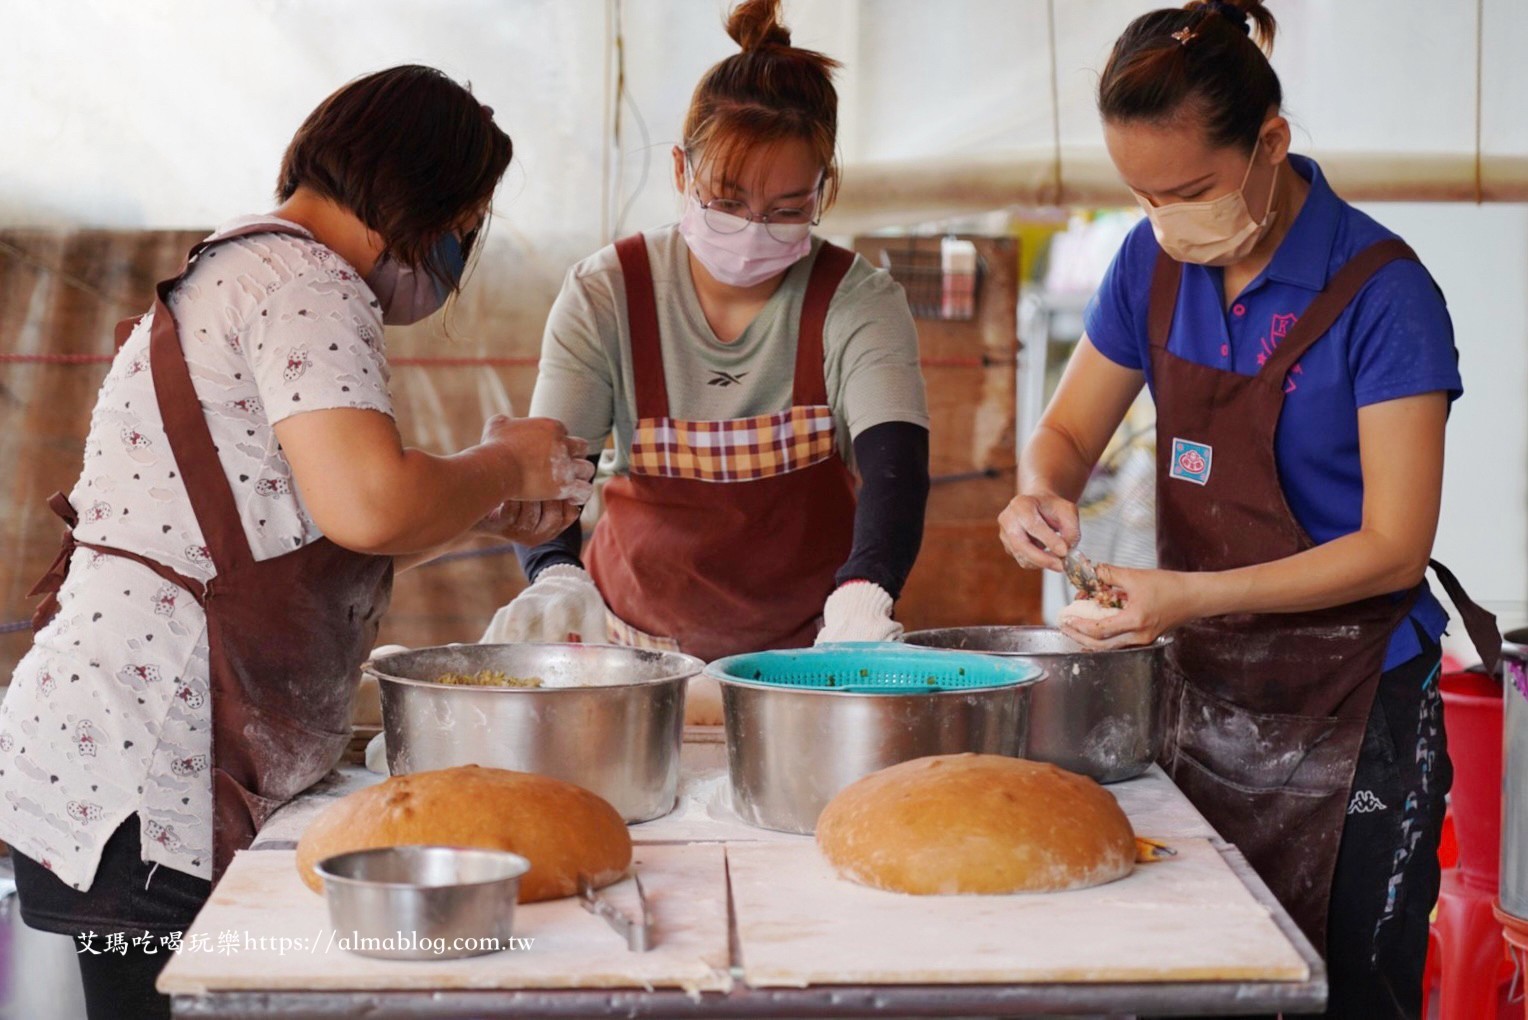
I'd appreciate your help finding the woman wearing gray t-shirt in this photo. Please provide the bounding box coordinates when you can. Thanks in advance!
[486,0,930,715]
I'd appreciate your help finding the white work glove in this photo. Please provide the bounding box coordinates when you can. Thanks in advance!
[364,731,389,775]
[481,565,610,644]
[815,582,904,644]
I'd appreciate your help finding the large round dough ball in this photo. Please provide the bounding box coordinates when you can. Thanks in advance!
[296,765,631,902]
[816,754,1135,895]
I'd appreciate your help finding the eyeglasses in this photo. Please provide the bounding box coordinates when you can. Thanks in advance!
[690,174,823,244]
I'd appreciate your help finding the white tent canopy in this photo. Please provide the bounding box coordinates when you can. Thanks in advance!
[3,0,1523,247]
[0,1,1522,640]
[829,0,1528,231]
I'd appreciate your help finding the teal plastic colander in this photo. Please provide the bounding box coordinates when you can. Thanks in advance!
[708,642,1043,694]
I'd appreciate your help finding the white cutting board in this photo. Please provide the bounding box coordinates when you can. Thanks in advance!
[728,838,1308,987]
[158,844,731,995]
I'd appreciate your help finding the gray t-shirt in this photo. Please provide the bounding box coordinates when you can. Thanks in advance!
[529,225,928,473]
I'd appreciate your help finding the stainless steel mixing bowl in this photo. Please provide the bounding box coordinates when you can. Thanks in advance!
[316,846,530,960]
[709,648,1042,834]
[367,643,702,822]
[903,626,1167,783]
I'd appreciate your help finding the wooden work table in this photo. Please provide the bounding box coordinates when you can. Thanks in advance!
[160,734,1326,1017]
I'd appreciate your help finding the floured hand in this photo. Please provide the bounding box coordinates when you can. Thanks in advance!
[999,492,1081,572]
[1058,564,1204,650]
[473,499,581,545]
[480,414,596,504]
[1058,597,1123,630]
[551,444,596,504]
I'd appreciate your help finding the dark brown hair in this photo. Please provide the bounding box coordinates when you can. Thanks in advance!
[683,0,843,209]
[1098,0,1280,152]
[278,65,511,291]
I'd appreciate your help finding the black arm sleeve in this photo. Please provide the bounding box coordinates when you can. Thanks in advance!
[513,455,600,582]
[834,421,930,599]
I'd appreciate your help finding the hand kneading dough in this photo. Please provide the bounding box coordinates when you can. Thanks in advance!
[816,754,1135,895]
[1058,598,1122,628]
[296,765,631,902]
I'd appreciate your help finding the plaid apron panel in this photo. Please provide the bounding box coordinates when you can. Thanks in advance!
[605,610,683,653]
[628,404,837,482]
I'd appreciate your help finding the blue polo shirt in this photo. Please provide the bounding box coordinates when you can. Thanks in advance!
[1084,155,1462,671]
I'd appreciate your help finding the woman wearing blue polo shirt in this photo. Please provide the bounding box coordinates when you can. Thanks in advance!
[999,1,1500,1016]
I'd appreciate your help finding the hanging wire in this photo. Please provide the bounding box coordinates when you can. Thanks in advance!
[609,0,653,241]
[600,0,616,243]
[1045,0,1064,207]
[613,81,653,238]
[610,0,626,241]
[0,236,139,315]
[1474,0,1485,204]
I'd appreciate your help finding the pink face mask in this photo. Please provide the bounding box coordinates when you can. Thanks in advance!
[678,197,812,289]
[363,232,468,325]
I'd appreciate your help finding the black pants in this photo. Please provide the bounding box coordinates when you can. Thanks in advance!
[11,813,212,1020]
[1323,638,1449,1019]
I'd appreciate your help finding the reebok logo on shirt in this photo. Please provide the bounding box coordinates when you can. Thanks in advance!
[707,370,748,388]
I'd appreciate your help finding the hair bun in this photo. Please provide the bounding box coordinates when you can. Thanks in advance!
[1200,0,1251,34]
[726,0,792,52]
[1191,0,1252,34]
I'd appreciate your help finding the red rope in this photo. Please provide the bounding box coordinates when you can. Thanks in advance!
[392,356,539,368]
[0,352,115,365]
[0,352,1013,369]
[920,355,1017,369]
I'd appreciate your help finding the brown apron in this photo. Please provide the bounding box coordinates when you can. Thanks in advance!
[584,235,857,663]
[29,221,394,883]
[1148,239,1501,953]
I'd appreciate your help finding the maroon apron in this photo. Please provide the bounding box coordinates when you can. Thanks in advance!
[1149,239,1501,953]
[29,221,394,883]
[584,235,858,663]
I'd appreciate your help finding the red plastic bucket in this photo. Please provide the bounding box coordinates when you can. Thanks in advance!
[1442,670,1505,887]
[1492,903,1528,1017]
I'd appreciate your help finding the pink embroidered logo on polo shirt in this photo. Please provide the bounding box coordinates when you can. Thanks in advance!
[1257,312,1306,393]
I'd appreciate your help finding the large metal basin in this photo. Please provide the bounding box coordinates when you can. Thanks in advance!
[367,644,702,823]
[708,646,1042,834]
[904,626,1166,783]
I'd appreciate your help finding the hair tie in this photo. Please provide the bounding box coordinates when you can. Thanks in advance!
[1202,0,1252,35]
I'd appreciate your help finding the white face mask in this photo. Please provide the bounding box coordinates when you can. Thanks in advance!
[1133,143,1279,267]
[678,196,813,289]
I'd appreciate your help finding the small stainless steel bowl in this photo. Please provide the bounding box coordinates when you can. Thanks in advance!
[903,626,1168,783]
[368,644,702,822]
[709,646,1043,834]
[316,846,531,960]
